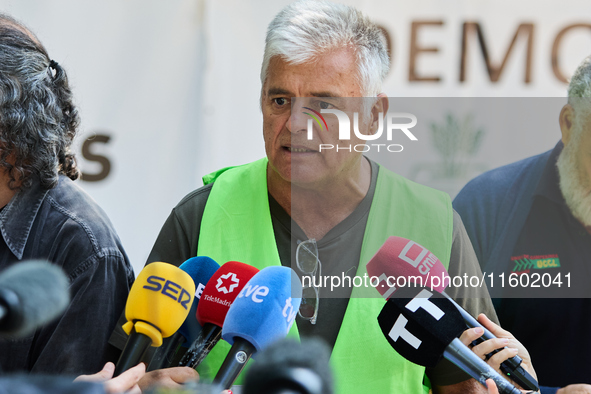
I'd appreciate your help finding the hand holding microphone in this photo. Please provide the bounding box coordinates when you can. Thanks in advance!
[460,313,537,388]
[74,362,145,394]
[377,285,523,394]
[367,236,539,391]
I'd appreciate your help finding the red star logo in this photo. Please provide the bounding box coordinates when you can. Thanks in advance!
[216,272,239,294]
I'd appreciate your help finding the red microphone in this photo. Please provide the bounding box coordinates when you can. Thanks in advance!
[178,261,259,369]
[366,236,447,299]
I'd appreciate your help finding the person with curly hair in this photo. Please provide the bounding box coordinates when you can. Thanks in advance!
[0,14,135,375]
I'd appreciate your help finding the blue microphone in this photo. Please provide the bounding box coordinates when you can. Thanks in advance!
[148,256,220,370]
[213,266,302,390]
[178,257,221,344]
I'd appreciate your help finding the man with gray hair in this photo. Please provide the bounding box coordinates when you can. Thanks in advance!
[0,14,135,375]
[138,1,511,392]
[454,55,591,393]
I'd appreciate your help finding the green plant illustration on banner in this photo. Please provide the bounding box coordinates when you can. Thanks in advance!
[430,113,485,178]
[408,112,488,198]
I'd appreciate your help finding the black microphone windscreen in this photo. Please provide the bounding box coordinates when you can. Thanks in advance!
[243,338,333,394]
[378,286,465,368]
[0,260,70,337]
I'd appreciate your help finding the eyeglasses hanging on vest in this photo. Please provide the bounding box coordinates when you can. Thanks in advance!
[296,239,322,325]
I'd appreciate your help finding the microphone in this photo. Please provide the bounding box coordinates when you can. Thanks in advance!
[377,285,522,394]
[178,261,259,369]
[213,266,302,390]
[243,337,333,394]
[367,236,539,391]
[0,260,70,337]
[147,256,220,371]
[115,261,195,376]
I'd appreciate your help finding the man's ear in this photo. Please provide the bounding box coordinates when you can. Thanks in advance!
[560,103,575,145]
[369,93,389,134]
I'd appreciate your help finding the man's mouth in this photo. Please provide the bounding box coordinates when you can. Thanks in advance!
[285,146,317,153]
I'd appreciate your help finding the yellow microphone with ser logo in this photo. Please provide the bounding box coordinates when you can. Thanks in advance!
[115,262,195,376]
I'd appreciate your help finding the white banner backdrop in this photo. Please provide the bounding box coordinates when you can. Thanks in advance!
[0,0,589,273]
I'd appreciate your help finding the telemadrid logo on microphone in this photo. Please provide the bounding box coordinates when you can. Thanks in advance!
[216,272,240,294]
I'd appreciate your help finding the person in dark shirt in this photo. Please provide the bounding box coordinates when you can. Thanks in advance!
[0,14,134,375]
[0,14,202,392]
[454,55,591,394]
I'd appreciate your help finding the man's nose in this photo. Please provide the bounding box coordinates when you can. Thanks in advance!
[288,103,309,134]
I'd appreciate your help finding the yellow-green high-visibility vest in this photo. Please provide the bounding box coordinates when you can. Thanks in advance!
[197,158,452,393]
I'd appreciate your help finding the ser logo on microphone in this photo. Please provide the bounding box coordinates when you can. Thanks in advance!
[143,275,192,310]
